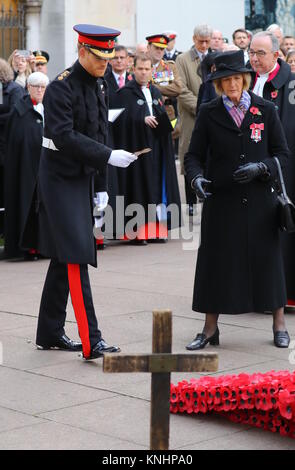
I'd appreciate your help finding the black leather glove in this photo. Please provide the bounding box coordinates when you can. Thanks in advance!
[233,162,269,184]
[192,175,212,201]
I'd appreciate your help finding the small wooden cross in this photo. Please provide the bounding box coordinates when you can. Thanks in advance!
[103,309,218,450]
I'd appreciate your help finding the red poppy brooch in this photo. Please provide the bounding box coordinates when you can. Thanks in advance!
[250,106,262,116]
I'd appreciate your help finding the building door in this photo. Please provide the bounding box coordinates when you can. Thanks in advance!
[0,0,26,60]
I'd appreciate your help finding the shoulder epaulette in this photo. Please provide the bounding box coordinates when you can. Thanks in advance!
[57,70,71,81]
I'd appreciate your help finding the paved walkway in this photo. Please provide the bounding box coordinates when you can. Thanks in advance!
[0,169,295,450]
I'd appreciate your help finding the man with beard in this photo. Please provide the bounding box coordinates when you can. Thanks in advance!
[36,24,137,360]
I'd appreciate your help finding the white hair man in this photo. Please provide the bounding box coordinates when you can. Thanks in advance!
[266,23,284,46]
[250,30,295,310]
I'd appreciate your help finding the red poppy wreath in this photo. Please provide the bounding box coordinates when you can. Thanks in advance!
[171,371,295,439]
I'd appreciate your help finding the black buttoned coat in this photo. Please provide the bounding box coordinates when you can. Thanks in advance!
[184,92,289,314]
[4,94,43,257]
[38,60,112,266]
[251,60,295,300]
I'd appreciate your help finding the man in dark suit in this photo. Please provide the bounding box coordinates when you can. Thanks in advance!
[163,31,182,61]
[105,45,133,107]
[36,24,137,360]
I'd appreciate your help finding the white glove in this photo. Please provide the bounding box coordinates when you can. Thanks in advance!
[93,191,109,211]
[108,150,137,168]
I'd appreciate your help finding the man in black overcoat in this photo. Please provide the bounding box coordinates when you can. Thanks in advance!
[36,24,137,360]
[250,31,295,304]
[108,54,181,243]
[104,45,133,108]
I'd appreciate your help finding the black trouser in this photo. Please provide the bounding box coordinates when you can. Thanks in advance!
[36,260,101,357]
[184,175,197,206]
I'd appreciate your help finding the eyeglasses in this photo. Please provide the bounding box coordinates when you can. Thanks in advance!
[249,50,270,58]
[29,85,46,89]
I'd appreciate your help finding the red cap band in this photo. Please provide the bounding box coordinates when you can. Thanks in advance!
[78,34,115,49]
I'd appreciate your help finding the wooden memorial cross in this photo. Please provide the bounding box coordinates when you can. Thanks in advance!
[103,310,218,450]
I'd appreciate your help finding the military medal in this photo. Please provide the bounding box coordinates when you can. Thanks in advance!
[250,123,264,143]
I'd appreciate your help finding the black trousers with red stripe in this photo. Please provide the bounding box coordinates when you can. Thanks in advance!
[36,260,101,357]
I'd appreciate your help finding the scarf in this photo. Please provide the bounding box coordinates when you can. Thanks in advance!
[222,90,251,128]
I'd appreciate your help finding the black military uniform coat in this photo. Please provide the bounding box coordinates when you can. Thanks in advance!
[185,92,289,314]
[108,79,181,237]
[4,94,43,257]
[164,49,182,62]
[38,60,112,266]
[251,59,295,300]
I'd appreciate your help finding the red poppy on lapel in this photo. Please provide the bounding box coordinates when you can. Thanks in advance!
[250,106,262,116]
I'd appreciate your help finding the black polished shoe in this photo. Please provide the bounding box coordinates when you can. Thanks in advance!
[284,305,295,313]
[84,339,121,360]
[96,242,106,251]
[129,239,148,246]
[23,251,39,261]
[273,330,290,348]
[188,204,195,217]
[37,334,83,351]
[148,238,168,244]
[186,328,220,351]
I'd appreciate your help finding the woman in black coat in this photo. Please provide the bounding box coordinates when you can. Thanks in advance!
[4,71,49,259]
[184,50,290,350]
[0,59,25,239]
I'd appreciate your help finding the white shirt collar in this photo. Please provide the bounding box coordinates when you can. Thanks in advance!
[259,62,278,78]
[195,48,207,61]
[112,70,126,82]
[166,48,175,57]
[141,86,153,116]
[253,62,278,97]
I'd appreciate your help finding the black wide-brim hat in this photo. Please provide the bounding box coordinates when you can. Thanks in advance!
[210,50,251,80]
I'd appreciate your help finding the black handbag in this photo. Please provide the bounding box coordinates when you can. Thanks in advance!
[274,157,295,233]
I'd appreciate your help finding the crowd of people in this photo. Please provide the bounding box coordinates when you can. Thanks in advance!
[0,20,295,358]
